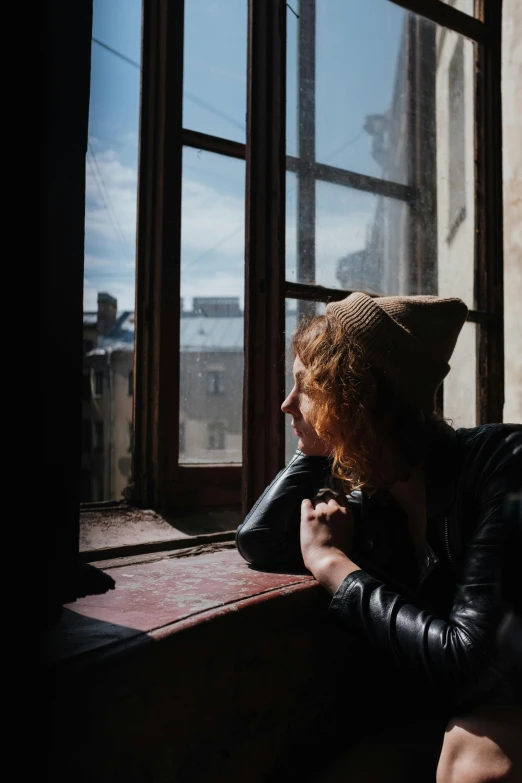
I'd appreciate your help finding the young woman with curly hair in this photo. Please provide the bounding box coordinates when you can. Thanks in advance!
[236,292,522,782]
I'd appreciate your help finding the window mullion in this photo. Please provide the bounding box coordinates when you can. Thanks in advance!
[182,128,246,160]
[475,0,504,423]
[243,0,287,514]
[389,0,486,42]
[134,0,184,509]
[286,157,416,203]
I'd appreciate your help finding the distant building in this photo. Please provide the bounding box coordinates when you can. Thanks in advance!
[81,293,132,502]
[82,295,299,501]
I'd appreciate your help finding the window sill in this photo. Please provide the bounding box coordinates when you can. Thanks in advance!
[80,503,242,555]
[43,548,317,667]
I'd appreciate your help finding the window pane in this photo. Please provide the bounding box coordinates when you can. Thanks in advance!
[286,1,476,307]
[443,321,477,429]
[83,0,140,501]
[284,298,326,464]
[180,148,245,464]
[288,181,411,295]
[183,0,247,143]
[286,2,299,158]
[315,0,409,183]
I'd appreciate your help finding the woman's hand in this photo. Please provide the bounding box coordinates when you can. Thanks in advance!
[300,492,360,595]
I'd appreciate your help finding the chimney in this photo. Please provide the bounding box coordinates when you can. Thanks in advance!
[97,292,117,336]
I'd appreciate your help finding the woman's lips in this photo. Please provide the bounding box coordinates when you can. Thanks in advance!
[292,426,302,437]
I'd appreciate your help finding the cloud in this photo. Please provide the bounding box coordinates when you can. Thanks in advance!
[85,147,138,253]
[181,179,245,258]
[84,140,377,312]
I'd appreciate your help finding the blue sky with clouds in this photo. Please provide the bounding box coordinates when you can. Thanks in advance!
[85,0,405,312]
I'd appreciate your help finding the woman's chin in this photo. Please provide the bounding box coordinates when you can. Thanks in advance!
[298,437,329,457]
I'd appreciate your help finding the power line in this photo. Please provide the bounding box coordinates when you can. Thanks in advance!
[92,36,140,69]
[86,154,124,250]
[89,142,131,252]
[324,129,365,164]
[87,144,132,256]
[184,90,245,132]
[91,37,245,133]
[87,153,129,257]
[181,224,243,273]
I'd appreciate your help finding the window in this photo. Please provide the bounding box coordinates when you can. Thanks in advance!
[82,373,91,402]
[69,0,504,522]
[82,419,92,453]
[207,422,226,451]
[94,371,104,397]
[126,421,133,453]
[94,421,104,452]
[130,0,504,515]
[206,370,225,396]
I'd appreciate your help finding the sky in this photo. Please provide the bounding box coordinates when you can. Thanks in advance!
[84,0,407,313]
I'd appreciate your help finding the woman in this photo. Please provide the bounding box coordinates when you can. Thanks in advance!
[236,292,522,782]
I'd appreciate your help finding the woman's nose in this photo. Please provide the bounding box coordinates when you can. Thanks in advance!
[281,388,297,415]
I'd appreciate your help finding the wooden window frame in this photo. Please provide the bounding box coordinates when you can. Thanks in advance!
[131,0,503,515]
[133,0,286,511]
[282,0,502,490]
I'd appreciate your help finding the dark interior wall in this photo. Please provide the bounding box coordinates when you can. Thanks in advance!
[40,0,93,624]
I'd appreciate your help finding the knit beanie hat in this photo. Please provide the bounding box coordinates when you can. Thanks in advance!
[326,292,468,412]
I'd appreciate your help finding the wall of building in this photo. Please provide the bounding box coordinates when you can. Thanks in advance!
[502,0,522,423]
[435,2,477,428]
[112,353,134,500]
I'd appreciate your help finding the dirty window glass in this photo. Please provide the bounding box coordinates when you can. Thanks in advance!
[82,0,141,502]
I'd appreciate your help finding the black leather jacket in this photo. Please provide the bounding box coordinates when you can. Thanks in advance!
[236,424,522,711]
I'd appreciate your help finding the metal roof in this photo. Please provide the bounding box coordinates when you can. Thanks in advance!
[85,311,298,353]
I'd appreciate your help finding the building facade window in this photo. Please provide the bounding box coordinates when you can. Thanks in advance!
[94,421,104,452]
[82,419,91,452]
[179,422,186,454]
[82,373,91,402]
[206,370,225,396]
[207,421,225,451]
[94,371,104,397]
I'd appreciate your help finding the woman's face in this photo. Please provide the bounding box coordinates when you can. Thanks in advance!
[281,355,331,457]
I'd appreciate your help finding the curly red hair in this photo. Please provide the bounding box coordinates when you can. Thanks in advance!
[292,312,447,493]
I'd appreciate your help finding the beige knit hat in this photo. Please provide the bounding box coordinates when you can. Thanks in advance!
[326,292,468,411]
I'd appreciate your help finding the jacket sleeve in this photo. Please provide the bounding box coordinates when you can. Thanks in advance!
[236,451,332,568]
[328,427,522,708]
